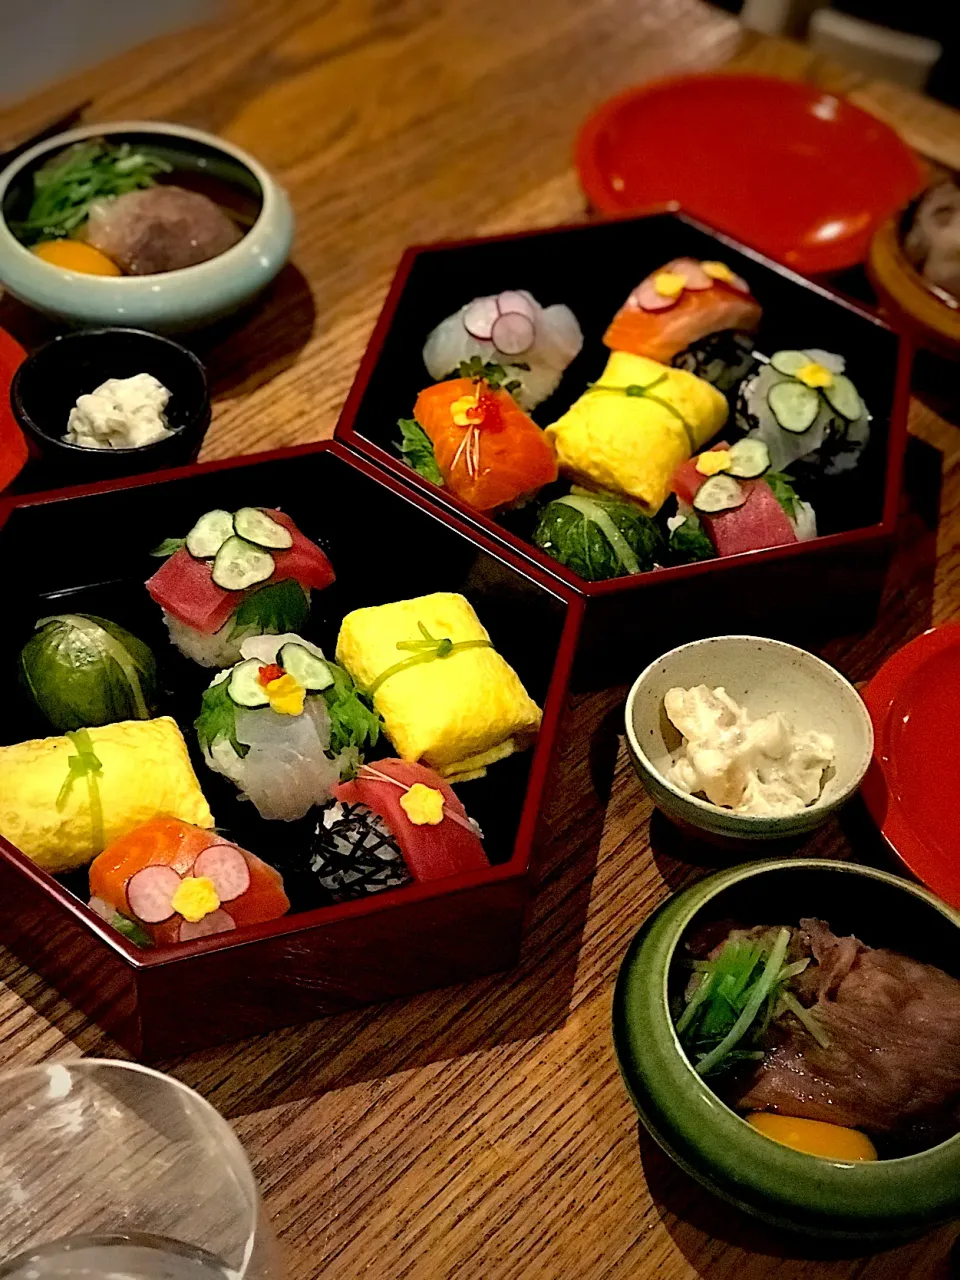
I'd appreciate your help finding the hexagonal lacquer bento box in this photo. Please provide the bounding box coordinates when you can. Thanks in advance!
[0,441,581,1058]
[335,212,912,677]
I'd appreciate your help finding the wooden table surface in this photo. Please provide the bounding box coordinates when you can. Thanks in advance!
[3,3,960,1277]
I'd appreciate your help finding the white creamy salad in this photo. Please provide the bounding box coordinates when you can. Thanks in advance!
[65,372,174,450]
[664,684,834,817]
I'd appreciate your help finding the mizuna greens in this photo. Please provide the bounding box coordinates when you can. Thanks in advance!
[676,927,829,1078]
[532,491,664,582]
[12,139,172,245]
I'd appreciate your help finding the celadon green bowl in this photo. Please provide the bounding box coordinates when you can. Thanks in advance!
[0,122,294,333]
[613,859,960,1243]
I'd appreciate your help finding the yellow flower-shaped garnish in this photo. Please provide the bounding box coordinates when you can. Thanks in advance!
[399,783,445,826]
[701,261,736,284]
[172,876,220,923]
[653,271,686,298]
[451,393,481,426]
[794,361,833,389]
[265,673,306,716]
[696,449,732,477]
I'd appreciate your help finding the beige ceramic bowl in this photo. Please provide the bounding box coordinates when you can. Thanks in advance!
[624,635,874,840]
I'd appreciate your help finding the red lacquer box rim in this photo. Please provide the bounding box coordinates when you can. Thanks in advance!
[0,438,584,971]
[860,624,960,911]
[333,209,913,599]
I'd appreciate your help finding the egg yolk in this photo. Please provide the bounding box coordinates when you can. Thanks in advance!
[32,239,122,277]
[746,1113,878,1162]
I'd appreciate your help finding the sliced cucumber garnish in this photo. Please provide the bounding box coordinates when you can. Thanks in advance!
[822,374,863,422]
[694,475,746,514]
[234,508,293,550]
[727,439,770,479]
[186,510,235,559]
[770,350,810,377]
[279,642,334,691]
[768,382,820,433]
[212,536,276,590]
[228,657,270,708]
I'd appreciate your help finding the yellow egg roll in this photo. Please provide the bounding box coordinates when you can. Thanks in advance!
[336,592,541,779]
[544,351,728,514]
[0,716,214,874]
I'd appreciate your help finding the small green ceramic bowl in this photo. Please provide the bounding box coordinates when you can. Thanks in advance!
[613,859,960,1243]
[624,635,874,841]
[0,121,294,333]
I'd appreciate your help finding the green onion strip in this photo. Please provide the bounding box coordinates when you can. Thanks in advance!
[694,927,791,1077]
[366,623,492,698]
[56,728,105,853]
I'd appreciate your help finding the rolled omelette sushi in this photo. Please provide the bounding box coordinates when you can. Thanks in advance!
[603,257,762,364]
[336,592,541,782]
[0,717,213,874]
[544,351,728,515]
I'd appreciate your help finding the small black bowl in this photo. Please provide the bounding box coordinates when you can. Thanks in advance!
[10,327,211,487]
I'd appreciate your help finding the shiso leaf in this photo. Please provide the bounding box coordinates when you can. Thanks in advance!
[150,537,186,558]
[668,513,715,563]
[764,472,800,521]
[320,662,382,756]
[229,579,310,641]
[195,675,248,759]
[397,419,444,486]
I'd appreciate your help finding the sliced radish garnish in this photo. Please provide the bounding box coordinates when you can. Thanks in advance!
[193,844,251,903]
[496,290,536,320]
[463,297,499,340]
[127,866,182,923]
[179,910,237,942]
[664,258,712,290]
[88,896,114,922]
[491,311,535,355]
[632,278,679,312]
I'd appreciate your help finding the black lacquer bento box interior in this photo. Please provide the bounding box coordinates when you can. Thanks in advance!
[335,211,914,673]
[0,441,581,1059]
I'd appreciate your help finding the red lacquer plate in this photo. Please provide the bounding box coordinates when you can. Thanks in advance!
[861,625,960,909]
[0,327,28,492]
[575,74,925,275]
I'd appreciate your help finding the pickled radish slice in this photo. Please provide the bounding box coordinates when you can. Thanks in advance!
[664,257,712,290]
[179,910,237,941]
[633,278,679,311]
[127,865,182,923]
[193,845,251,902]
[496,290,536,320]
[463,297,499,340]
[491,311,535,355]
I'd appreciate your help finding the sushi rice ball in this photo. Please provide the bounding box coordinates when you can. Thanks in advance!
[196,633,380,822]
[737,349,871,477]
[422,289,583,411]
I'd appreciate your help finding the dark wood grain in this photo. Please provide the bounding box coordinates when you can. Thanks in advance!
[2,3,960,1277]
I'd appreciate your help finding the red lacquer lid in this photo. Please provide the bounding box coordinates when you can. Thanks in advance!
[575,74,925,275]
[861,625,960,910]
[0,327,28,492]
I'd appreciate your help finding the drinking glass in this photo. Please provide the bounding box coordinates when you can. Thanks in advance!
[0,1059,281,1279]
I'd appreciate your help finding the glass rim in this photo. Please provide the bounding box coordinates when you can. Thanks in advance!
[0,1058,262,1276]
